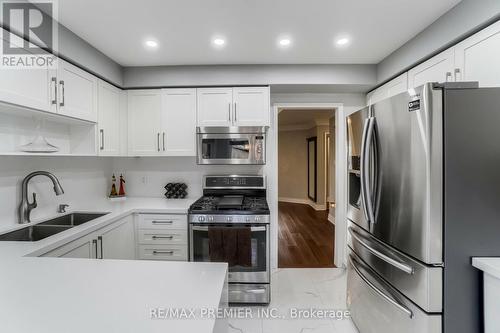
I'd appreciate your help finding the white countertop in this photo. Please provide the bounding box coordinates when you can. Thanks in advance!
[472,257,500,279]
[0,197,228,333]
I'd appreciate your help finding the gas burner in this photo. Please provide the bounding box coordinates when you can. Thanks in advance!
[243,197,269,210]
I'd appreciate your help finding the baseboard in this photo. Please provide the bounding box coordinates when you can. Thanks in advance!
[278,197,327,211]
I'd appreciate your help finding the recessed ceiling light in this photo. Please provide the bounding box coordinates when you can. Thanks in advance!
[213,38,226,47]
[279,38,291,47]
[144,39,158,49]
[336,37,350,46]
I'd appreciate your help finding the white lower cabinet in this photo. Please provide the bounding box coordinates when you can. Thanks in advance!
[42,216,135,260]
[136,214,188,261]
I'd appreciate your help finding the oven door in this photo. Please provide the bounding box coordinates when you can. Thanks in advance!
[189,224,269,283]
[197,133,265,165]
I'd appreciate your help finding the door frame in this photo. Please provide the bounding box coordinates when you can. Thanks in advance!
[268,102,347,269]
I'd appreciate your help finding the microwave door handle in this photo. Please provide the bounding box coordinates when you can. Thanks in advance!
[363,117,376,224]
[359,118,370,222]
[349,255,413,318]
[348,227,414,274]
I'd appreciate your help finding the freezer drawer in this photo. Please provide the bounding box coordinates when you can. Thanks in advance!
[348,221,442,312]
[228,283,270,304]
[347,250,441,333]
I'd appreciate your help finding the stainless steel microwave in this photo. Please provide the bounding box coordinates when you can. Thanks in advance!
[196,127,267,165]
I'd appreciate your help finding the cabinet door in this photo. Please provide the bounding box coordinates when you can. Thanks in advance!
[57,60,98,121]
[42,234,97,258]
[233,87,270,126]
[0,28,52,112]
[454,20,500,87]
[407,49,454,89]
[367,73,408,105]
[99,216,135,260]
[161,88,196,156]
[127,90,162,155]
[197,88,233,127]
[98,80,121,156]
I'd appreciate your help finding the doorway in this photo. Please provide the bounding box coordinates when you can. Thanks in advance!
[277,108,336,268]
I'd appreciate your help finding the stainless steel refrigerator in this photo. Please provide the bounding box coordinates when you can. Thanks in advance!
[346,82,500,333]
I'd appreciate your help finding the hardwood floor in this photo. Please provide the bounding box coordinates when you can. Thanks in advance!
[278,202,335,268]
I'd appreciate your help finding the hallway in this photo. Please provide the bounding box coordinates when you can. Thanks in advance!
[278,202,335,268]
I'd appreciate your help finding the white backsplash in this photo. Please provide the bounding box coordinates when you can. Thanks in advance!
[0,155,263,229]
[112,157,263,199]
[0,156,113,227]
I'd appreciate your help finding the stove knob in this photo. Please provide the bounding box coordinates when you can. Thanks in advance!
[226,216,232,222]
[198,216,206,222]
[245,217,251,222]
[255,216,261,222]
[208,216,214,222]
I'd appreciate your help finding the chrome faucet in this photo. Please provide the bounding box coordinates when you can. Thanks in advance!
[18,171,64,224]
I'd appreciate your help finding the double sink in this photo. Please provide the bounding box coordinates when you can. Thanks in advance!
[0,213,108,242]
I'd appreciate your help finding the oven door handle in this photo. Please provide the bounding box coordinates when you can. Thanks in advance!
[191,225,266,232]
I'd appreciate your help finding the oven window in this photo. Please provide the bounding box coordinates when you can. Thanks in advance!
[192,225,267,273]
[201,138,251,160]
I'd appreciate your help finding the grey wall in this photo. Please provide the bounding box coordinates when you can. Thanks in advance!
[123,64,376,89]
[377,0,500,83]
[58,24,123,86]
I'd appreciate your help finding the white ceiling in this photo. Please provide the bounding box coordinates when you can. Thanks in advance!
[57,0,461,67]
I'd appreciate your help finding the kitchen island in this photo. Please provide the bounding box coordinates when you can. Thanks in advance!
[0,198,228,333]
[472,257,500,333]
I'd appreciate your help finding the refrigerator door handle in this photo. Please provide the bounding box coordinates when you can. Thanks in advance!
[360,118,370,222]
[348,227,414,274]
[363,117,377,223]
[349,255,413,318]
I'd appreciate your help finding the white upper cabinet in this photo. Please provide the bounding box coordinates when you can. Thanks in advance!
[56,59,98,122]
[197,87,270,127]
[0,28,52,112]
[127,90,162,156]
[98,80,121,156]
[367,73,408,105]
[161,88,197,156]
[232,87,270,126]
[408,48,455,89]
[454,20,500,87]
[197,87,233,127]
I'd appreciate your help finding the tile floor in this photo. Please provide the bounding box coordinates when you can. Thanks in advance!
[228,268,359,333]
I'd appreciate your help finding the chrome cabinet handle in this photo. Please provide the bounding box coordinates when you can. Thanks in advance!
[348,227,414,274]
[454,68,461,81]
[59,80,65,107]
[157,133,160,152]
[152,250,174,255]
[152,220,173,224]
[51,77,57,105]
[99,129,104,150]
[229,288,266,294]
[162,132,166,151]
[445,72,452,82]
[152,235,174,240]
[92,239,98,259]
[228,103,231,123]
[349,255,413,318]
[97,236,103,259]
[233,102,237,123]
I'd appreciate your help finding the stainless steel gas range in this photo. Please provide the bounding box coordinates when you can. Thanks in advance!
[188,175,270,304]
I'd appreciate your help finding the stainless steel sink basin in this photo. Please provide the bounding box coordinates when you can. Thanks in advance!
[0,212,109,242]
[37,212,108,227]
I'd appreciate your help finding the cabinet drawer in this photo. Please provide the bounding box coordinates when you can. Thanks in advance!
[138,229,187,245]
[137,214,187,229]
[138,244,187,261]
